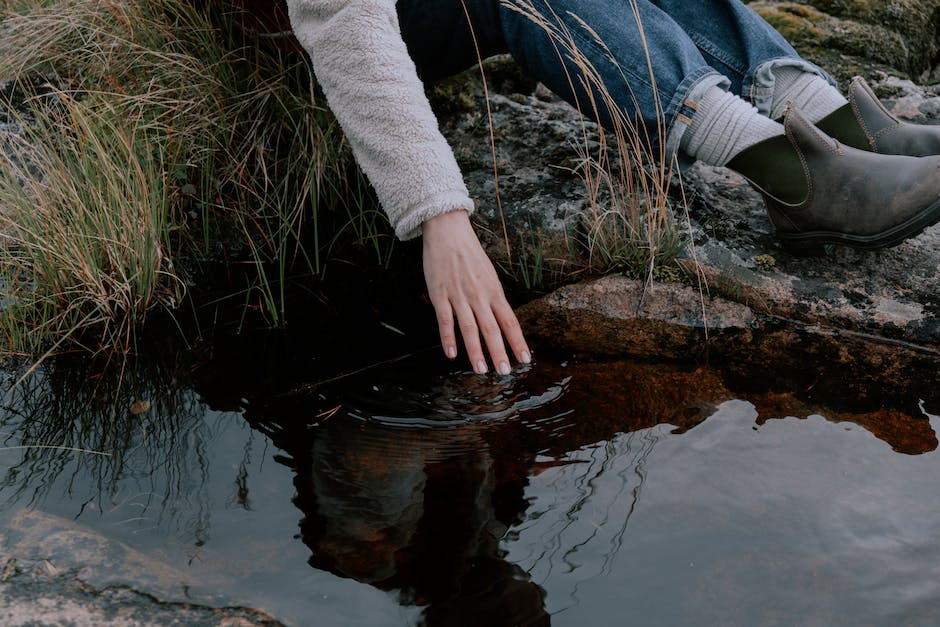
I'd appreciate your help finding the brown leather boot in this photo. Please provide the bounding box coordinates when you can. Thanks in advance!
[815,76,940,156]
[727,107,940,256]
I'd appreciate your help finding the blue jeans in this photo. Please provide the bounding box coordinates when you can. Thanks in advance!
[398,0,834,157]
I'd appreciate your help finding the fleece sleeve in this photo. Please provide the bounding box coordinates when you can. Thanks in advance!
[285,0,475,241]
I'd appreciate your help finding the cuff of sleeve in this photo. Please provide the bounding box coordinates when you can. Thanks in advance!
[393,193,476,241]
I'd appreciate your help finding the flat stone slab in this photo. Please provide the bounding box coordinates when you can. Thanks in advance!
[0,578,278,627]
[517,274,940,415]
[517,275,757,359]
[681,158,940,350]
[0,509,281,626]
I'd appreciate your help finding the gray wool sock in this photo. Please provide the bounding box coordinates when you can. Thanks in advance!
[769,65,847,122]
[681,86,783,167]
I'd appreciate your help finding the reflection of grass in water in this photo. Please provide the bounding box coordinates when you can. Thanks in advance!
[508,426,662,614]
[0,347,218,544]
[0,0,384,356]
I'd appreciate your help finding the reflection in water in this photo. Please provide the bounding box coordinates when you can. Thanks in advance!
[0,326,938,625]
[511,427,665,615]
[253,347,939,624]
[0,345,275,593]
[256,368,560,626]
[0,349,213,540]
[299,424,549,626]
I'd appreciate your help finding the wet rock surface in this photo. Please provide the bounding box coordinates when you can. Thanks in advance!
[0,509,282,626]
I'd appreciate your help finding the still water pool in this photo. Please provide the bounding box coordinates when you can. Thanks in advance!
[0,339,938,626]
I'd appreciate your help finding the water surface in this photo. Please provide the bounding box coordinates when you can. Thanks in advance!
[0,338,938,625]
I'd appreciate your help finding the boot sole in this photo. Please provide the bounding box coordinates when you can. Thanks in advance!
[777,196,940,257]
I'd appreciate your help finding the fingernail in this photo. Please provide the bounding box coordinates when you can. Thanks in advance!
[447,346,457,359]
[476,360,487,374]
[521,350,531,364]
[498,361,511,375]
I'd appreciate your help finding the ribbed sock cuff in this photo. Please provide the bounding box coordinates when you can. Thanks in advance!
[681,86,783,167]
[770,65,847,122]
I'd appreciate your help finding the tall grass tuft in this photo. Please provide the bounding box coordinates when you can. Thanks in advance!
[0,0,383,356]
[0,92,182,354]
[0,0,693,358]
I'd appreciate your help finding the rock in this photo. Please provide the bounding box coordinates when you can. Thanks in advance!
[0,577,281,627]
[515,274,940,426]
[0,508,282,626]
[439,54,940,355]
[516,275,758,359]
[678,159,940,348]
[436,78,591,275]
[745,0,940,83]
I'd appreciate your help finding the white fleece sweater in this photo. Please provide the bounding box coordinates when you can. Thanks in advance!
[286,0,475,240]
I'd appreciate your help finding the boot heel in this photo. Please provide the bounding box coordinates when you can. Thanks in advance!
[781,239,829,257]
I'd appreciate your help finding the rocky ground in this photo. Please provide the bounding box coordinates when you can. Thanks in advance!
[434,0,940,372]
[0,511,282,626]
[2,0,939,623]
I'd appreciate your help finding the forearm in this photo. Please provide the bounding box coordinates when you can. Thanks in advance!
[286,0,474,240]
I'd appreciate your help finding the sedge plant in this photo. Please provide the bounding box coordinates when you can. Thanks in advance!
[0,0,385,357]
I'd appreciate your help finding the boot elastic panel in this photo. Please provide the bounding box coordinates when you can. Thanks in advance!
[815,103,871,151]
[819,76,940,156]
[726,133,807,205]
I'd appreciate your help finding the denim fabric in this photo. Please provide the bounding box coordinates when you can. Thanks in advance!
[397,0,835,158]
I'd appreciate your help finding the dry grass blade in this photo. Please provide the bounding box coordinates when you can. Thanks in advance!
[0,89,182,355]
[501,0,688,282]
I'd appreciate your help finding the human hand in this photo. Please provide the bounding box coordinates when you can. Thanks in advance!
[422,210,531,375]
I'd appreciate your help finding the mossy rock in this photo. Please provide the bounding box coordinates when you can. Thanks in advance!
[745,0,940,84]
[429,55,539,116]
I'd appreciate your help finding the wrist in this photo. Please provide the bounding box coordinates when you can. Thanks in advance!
[422,209,472,240]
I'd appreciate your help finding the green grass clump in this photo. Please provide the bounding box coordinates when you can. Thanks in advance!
[0,0,384,356]
[0,93,181,354]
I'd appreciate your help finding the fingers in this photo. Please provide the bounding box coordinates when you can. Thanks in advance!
[432,296,458,360]
[493,298,531,365]
[476,305,512,376]
[421,211,531,374]
[433,294,531,375]
[455,302,490,374]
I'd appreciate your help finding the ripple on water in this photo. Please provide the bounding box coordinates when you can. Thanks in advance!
[338,363,570,426]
